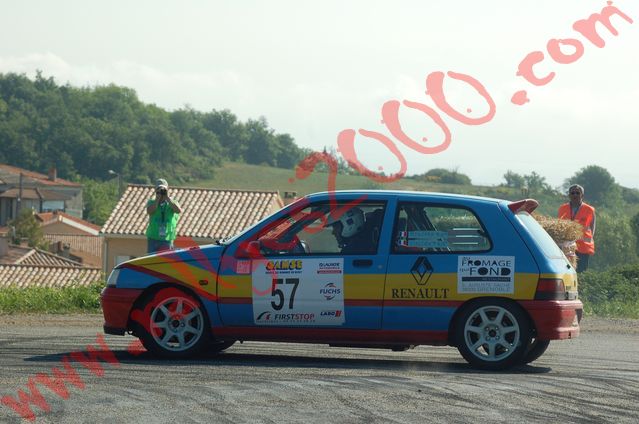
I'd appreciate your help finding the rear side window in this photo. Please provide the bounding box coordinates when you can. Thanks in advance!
[515,212,564,258]
[393,203,491,253]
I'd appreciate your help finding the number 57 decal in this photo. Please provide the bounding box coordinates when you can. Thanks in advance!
[270,278,300,310]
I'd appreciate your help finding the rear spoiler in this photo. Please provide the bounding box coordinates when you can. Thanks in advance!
[508,198,539,213]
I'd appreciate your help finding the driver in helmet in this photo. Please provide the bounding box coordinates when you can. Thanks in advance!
[326,207,373,254]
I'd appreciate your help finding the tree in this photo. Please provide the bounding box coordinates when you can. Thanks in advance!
[564,165,622,208]
[503,170,525,188]
[8,209,47,249]
[82,178,119,226]
[590,211,639,270]
[631,212,639,257]
[419,168,472,185]
[524,171,551,194]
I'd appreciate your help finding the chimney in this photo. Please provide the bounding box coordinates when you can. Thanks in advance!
[48,166,57,182]
[61,243,71,258]
[0,236,9,257]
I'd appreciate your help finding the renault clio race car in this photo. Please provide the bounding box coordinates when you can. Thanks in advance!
[101,191,582,370]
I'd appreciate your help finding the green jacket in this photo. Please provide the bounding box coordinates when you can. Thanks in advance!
[145,199,180,241]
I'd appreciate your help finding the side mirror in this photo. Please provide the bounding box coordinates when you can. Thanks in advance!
[235,240,262,258]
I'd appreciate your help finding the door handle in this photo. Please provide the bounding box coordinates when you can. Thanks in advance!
[352,259,373,267]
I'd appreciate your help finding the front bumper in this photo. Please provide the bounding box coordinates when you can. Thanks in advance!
[100,287,144,335]
[519,299,583,340]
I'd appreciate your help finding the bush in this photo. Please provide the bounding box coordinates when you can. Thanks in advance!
[578,264,639,318]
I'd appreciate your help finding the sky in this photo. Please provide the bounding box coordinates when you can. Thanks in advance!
[1,0,638,189]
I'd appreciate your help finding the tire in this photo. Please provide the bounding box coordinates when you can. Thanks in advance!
[519,338,550,365]
[455,299,531,370]
[208,340,236,353]
[134,287,210,359]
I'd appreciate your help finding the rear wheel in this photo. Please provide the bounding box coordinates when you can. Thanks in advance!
[135,287,210,359]
[455,299,531,370]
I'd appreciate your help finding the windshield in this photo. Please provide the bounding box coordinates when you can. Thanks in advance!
[218,213,274,245]
[515,212,564,258]
[218,200,306,245]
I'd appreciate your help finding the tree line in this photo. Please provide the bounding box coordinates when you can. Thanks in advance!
[0,72,307,183]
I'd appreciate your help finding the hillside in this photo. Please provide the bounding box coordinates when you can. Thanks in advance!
[193,162,565,216]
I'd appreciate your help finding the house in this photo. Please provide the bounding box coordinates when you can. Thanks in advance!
[100,185,284,273]
[36,211,103,267]
[36,211,101,236]
[0,236,102,288]
[0,164,83,226]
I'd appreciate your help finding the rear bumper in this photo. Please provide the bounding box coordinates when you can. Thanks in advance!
[100,287,144,335]
[518,299,583,340]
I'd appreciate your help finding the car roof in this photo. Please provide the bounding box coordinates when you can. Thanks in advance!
[304,190,506,205]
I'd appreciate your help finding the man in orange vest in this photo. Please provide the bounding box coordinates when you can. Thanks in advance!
[558,184,596,272]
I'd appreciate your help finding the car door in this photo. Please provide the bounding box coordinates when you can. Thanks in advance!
[219,198,390,333]
[383,201,493,334]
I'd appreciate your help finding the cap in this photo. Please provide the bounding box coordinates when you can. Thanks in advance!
[568,184,584,195]
[155,178,168,190]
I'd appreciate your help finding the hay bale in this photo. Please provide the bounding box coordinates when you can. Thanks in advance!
[533,213,583,268]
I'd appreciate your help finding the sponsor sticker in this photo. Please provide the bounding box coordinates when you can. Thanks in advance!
[399,230,449,249]
[236,260,251,274]
[252,258,345,326]
[458,255,515,294]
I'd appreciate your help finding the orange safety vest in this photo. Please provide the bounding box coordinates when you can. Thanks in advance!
[558,202,595,255]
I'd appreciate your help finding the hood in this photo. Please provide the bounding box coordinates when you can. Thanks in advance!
[121,244,225,268]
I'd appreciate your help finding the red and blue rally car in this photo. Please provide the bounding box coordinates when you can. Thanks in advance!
[101,190,582,370]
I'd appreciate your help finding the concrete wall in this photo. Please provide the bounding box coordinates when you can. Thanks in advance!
[105,237,147,273]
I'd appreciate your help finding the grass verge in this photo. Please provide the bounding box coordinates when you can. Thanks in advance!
[0,283,103,314]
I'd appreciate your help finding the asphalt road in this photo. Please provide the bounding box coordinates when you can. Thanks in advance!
[1,315,638,423]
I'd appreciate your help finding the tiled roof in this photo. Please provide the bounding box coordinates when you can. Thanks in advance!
[0,265,102,288]
[101,185,284,239]
[1,244,88,267]
[14,248,86,267]
[37,211,101,234]
[0,245,32,264]
[0,164,80,187]
[0,188,71,200]
[43,234,103,257]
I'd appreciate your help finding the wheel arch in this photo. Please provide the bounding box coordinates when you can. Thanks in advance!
[447,296,536,346]
[126,281,208,335]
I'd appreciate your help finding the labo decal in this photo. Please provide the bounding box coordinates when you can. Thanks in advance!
[458,256,515,294]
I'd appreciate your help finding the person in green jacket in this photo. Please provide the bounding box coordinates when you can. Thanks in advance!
[146,178,182,253]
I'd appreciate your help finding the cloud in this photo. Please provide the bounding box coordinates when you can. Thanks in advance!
[0,52,251,112]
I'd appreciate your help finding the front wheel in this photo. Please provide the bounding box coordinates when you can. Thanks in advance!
[134,287,210,359]
[208,340,236,353]
[455,299,531,370]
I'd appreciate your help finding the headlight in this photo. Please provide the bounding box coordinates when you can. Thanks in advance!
[106,269,120,287]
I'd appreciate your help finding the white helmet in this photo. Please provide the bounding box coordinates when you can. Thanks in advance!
[327,207,365,238]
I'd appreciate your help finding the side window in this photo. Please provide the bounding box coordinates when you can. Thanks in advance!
[393,203,490,253]
[258,201,386,256]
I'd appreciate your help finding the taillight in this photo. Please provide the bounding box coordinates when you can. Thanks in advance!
[535,278,566,300]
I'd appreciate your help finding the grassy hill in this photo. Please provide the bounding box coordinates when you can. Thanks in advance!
[193,162,564,216]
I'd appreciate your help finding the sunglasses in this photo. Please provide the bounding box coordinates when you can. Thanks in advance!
[569,191,581,195]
